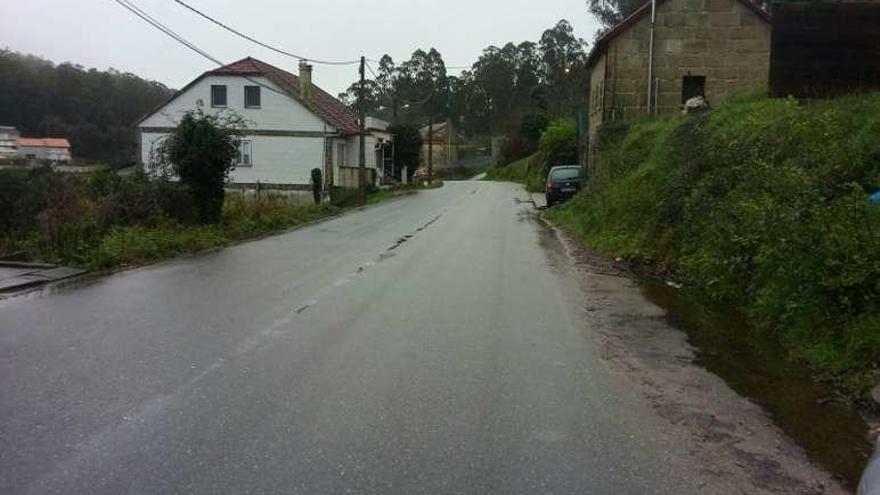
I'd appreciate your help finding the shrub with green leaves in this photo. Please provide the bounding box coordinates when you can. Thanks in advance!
[152,109,245,224]
[538,118,578,173]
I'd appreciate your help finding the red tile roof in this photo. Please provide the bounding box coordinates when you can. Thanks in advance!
[17,137,71,148]
[588,0,771,67]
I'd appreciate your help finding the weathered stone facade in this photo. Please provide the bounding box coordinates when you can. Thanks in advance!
[588,0,771,165]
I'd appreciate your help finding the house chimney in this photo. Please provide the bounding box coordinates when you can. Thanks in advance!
[299,61,313,101]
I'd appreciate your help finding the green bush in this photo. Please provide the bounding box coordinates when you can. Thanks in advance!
[0,167,200,262]
[488,118,581,192]
[549,92,880,397]
[32,175,102,264]
[88,168,196,227]
[152,110,245,224]
[538,118,578,173]
[0,166,61,239]
[1,166,341,270]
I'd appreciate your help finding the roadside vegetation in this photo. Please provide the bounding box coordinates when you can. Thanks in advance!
[433,165,488,181]
[0,109,421,273]
[485,155,545,192]
[0,167,344,270]
[485,117,579,192]
[548,91,880,399]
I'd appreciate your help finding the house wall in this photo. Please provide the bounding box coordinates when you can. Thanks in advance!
[139,75,330,132]
[588,52,608,168]
[140,132,325,185]
[337,167,378,189]
[230,135,324,184]
[589,0,771,162]
[344,135,381,182]
[0,129,19,159]
[17,145,71,162]
[420,144,456,170]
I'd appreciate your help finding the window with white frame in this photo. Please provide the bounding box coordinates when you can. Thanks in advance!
[244,85,261,108]
[236,140,252,167]
[211,85,227,107]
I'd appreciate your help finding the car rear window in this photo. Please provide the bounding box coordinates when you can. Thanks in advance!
[551,168,582,181]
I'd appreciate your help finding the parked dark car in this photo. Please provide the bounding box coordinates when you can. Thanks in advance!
[545,166,585,207]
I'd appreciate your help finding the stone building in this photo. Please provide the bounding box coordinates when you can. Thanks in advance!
[587,0,771,165]
[420,120,459,171]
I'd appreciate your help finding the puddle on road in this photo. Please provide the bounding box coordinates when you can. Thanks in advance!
[641,281,873,491]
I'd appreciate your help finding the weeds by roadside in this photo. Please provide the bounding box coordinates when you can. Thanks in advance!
[0,167,411,271]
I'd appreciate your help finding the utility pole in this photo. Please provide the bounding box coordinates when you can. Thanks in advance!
[647,0,657,115]
[358,55,367,203]
[426,89,434,184]
[427,115,433,184]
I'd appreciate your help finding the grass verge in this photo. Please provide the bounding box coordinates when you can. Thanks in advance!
[90,199,342,269]
[1,182,416,272]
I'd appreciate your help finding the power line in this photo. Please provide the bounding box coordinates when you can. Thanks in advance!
[111,0,290,100]
[363,60,432,108]
[117,0,470,99]
[364,60,380,80]
[168,0,361,66]
[113,0,222,65]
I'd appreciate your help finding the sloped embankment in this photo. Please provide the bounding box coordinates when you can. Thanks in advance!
[485,154,545,193]
[548,92,880,400]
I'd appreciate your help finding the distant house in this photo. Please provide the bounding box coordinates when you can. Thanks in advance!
[587,0,771,165]
[16,137,72,162]
[136,57,386,192]
[0,126,20,160]
[419,120,460,171]
[366,117,395,183]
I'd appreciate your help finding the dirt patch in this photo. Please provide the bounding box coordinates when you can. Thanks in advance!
[548,221,851,494]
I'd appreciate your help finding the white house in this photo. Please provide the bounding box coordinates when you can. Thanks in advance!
[366,116,394,182]
[136,57,384,191]
[16,137,72,162]
[0,126,20,160]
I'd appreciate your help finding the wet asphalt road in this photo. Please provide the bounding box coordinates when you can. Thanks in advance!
[0,181,702,494]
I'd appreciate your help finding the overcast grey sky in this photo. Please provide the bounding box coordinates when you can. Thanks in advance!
[1,0,601,96]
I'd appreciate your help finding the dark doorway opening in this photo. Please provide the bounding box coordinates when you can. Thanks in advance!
[682,76,706,103]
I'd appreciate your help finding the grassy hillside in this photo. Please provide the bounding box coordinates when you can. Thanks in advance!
[485,154,545,192]
[549,92,880,398]
[0,50,173,165]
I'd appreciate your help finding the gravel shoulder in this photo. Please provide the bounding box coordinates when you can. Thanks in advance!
[546,219,850,494]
